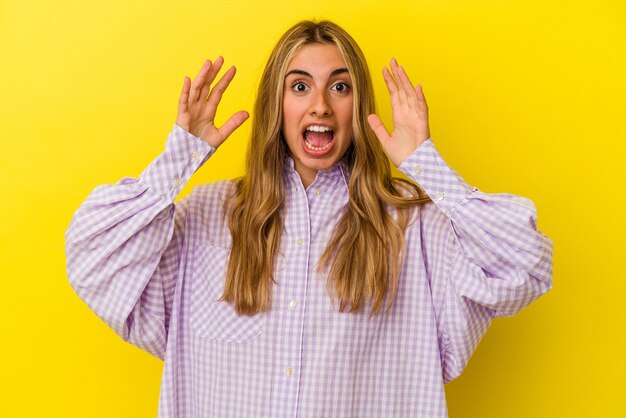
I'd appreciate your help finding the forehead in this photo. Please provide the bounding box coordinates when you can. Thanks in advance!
[286,43,348,74]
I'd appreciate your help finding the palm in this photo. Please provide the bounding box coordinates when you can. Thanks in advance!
[176,57,249,148]
[367,58,430,166]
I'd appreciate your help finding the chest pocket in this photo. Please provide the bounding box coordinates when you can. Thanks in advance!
[189,244,264,343]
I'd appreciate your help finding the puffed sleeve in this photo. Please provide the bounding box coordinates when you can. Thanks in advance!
[398,139,554,383]
[65,125,214,359]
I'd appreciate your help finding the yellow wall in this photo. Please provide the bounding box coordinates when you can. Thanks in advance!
[1,0,624,416]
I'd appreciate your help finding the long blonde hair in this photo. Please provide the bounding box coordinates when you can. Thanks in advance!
[222,20,430,316]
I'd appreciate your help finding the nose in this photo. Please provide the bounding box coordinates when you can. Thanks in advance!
[308,89,332,117]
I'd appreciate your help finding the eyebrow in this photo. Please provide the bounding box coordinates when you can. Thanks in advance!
[285,68,349,78]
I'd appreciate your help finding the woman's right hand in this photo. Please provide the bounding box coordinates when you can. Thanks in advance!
[176,57,249,148]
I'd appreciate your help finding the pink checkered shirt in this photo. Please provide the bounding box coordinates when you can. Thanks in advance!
[66,125,553,417]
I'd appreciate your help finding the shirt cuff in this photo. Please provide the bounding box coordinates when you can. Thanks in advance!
[398,139,477,216]
[138,124,215,202]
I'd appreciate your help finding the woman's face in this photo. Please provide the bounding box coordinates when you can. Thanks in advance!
[282,43,354,188]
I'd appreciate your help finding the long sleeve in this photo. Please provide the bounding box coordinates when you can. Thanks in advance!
[65,125,214,359]
[398,139,554,383]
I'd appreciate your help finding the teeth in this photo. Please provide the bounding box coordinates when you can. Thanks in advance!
[304,138,332,151]
[306,125,332,132]
[303,125,334,152]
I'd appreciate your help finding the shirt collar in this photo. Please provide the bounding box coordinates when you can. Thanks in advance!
[283,154,350,191]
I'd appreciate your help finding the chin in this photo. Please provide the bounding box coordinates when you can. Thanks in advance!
[301,154,340,170]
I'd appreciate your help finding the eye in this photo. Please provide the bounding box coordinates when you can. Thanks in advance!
[291,82,308,92]
[332,82,351,93]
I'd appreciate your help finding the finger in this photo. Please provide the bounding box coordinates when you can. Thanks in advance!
[367,114,391,145]
[200,56,224,102]
[205,66,237,114]
[217,110,250,142]
[190,60,213,102]
[390,58,408,105]
[414,83,431,139]
[397,66,419,109]
[178,76,190,116]
[382,67,400,107]
[415,83,429,113]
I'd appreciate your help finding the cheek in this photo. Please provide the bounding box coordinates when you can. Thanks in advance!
[281,108,302,152]
[340,105,354,132]
[282,101,302,132]
[340,98,353,120]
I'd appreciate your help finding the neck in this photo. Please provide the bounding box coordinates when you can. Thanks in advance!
[296,167,317,189]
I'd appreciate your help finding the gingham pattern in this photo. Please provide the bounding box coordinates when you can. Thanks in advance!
[66,125,553,417]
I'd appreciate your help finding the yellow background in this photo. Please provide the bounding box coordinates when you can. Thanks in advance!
[1,0,624,416]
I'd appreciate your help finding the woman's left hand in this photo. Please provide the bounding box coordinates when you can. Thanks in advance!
[367,58,430,167]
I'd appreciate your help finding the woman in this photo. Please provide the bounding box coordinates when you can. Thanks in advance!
[66,20,553,418]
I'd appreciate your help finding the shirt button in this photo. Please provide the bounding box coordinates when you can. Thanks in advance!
[315,189,321,196]
[413,166,423,175]
[286,367,294,376]
[172,177,182,186]
[288,299,297,309]
[435,192,445,201]
[191,151,200,161]
[296,238,303,246]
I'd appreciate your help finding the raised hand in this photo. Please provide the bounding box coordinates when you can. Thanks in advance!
[176,57,249,148]
[367,58,430,166]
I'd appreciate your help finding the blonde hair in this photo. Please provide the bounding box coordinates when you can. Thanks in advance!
[222,20,430,315]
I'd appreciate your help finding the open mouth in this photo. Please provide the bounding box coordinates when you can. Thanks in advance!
[302,125,335,154]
